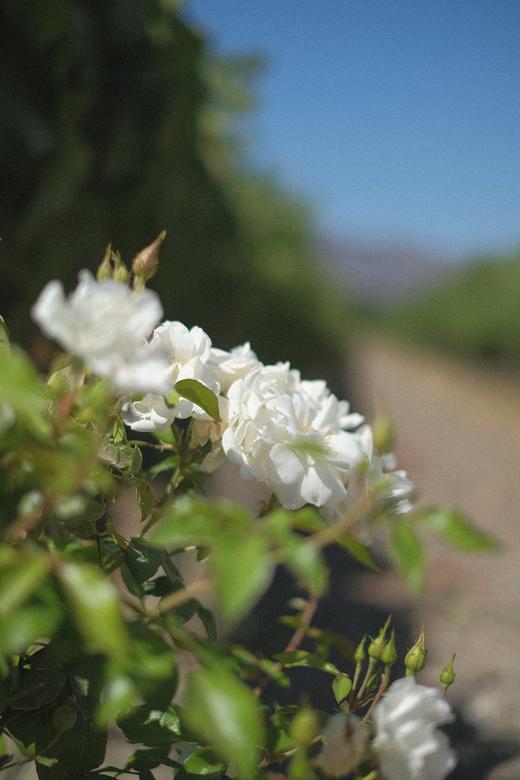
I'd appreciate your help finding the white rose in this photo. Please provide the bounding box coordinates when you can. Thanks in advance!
[373,676,456,780]
[150,321,220,419]
[32,271,169,395]
[208,342,260,392]
[222,365,370,514]
[316,713,369,777]
[121,394,176,433]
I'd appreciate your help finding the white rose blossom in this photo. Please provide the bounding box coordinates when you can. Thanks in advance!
[316,713,369,777]
[207,342,261,392]
[373,676,456,780]
[221,363,372,515]
[32,270,170,395]
[122,321,222,431]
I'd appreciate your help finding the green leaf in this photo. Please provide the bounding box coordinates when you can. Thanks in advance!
[272,650,339,675]
[195,603,217,642]
[0,553,50,618]
[126,538,163,584]
[150,496,253,548]
[391,519,425,591]
[70,656,105,718]
[0,316,10,352]
[182,747,225,776]
[0,347,51,437]
[58,561,127,657]
[35,716,107,779]
[182,663,264,780]
[175,379,220,421]
[8,647,67,711]
[150,502,219,548]
[0,604,62,654]
[117,704,183,746]
[284,539,328,595]
[212,531,273,622]
[338,535,380,572]
[96,669,137,727]
[126,747,172,771]
[265,509,327,593]
[331,674,352,704]
[416,507,500,551]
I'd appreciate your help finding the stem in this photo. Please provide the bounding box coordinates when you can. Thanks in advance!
[253,592,320,697]
[155,577,212,615]
[352,660,363,693]
[310,495,372,550]
[363,666,390,722]
[284,593,319,653]
[356,658,376,701]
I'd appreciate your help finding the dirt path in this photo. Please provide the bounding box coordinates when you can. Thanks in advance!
[349,336,520,763]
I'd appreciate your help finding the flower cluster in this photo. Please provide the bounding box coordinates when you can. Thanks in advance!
[33,271,413,517]
[318,677,455,780]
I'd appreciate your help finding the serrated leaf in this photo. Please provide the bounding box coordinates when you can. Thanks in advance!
[182,663,264,780]
[273,650,339,675]
[175,379,220,421]
[391,518,425,591]
[416,507,500,551]
[58,561,127,657]
[338,534,380,572]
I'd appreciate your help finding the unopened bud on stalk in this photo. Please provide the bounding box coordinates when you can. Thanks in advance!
[368,616,392,661]
[405,626,427,675]
[354,636,366,664]
[373,415,395,453]
[132,230,166,283]
[381,630,397,667]
[440,654,456,688]
[97,243,113,280]
[112,262,130,283]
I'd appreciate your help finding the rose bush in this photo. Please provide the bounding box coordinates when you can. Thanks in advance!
[0,238,498,779]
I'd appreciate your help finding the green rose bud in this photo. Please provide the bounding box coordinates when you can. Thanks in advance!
[405,627,427,675]
[440,654,456,688]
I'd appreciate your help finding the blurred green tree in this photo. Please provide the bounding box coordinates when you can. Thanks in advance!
[0,0,348,378]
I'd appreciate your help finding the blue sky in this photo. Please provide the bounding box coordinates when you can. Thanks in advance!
[187,1,520,258]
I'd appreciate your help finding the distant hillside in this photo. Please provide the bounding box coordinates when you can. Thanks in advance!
[320,236,449,306]
[383,254,520,368]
